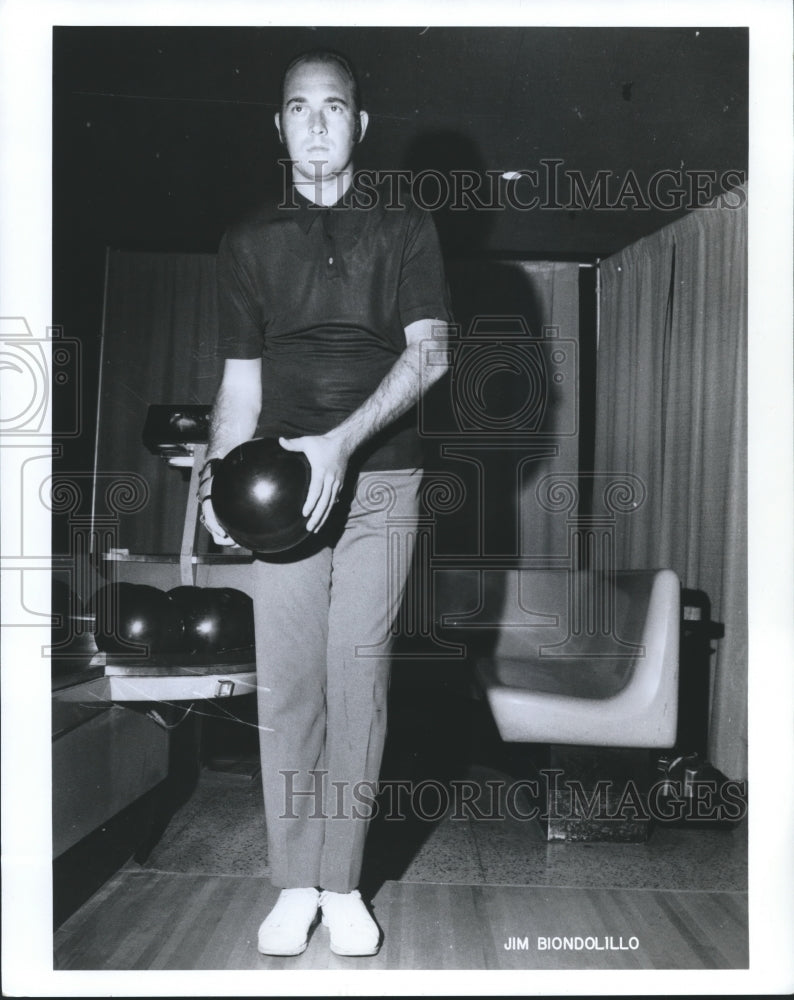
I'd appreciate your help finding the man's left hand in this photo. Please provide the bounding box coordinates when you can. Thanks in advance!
[278,433,351,532]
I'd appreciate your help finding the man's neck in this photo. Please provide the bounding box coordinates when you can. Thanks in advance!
[293,168,353,207]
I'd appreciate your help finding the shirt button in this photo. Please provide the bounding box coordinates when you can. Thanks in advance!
[328,256,334,265]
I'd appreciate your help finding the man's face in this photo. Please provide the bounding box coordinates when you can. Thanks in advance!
[276,59,368,190]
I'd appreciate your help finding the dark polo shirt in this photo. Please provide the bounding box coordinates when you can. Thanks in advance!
[216,180,451,472]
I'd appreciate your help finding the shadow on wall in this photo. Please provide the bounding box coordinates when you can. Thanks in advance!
[397,258,578,669]
[431,261,558,555]
[403,130,496,258]
[395,131,582,664]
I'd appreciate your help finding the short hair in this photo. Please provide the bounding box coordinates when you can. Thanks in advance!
[279,49,363,116]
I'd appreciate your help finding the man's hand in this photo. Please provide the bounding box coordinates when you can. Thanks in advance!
[197,460,235,546]
[199,493,237,546]
[279,432,351,533]
[199,358,263,547]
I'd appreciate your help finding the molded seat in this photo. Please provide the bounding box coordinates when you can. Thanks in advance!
[441,568,680,748]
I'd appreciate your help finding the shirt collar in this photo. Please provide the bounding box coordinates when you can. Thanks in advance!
[285,181,362,235]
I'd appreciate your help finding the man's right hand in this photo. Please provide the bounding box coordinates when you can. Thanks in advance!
[199,493,237,546]
[199,358,262,546]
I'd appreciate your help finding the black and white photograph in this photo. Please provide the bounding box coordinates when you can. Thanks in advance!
[1,1,792,996]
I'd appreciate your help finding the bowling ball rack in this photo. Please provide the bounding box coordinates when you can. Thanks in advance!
[55,647,258,704]
[55,407,258,705]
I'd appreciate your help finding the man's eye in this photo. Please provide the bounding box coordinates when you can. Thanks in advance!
[291,104,305,114]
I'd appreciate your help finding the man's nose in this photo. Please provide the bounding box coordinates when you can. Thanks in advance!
[309,110,327,133]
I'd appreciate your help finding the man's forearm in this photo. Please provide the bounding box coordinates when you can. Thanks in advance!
[205,381,261,461]
[326,332,448,461]
[277,321,447,531]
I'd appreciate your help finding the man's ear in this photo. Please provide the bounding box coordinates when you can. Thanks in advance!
[357,110,369,143]
[274,112,284,144]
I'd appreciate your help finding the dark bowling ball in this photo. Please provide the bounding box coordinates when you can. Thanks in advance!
[168,586,255,653]
[51,577,97,656]
[211,437,311,553]
[169,586,225,654]
[218,587,255,650]
[92,583,183,656]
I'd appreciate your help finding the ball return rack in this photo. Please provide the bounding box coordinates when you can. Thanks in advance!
[54,404,257,704]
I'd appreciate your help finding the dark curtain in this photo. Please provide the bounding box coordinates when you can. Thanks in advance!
[96,251,221,553]
[594,190,748,778]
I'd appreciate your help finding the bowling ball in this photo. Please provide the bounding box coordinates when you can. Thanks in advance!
[218,587,255,649]
[211,437,311,553]
[168,586,222,653]
[51,578,81,640]
[51,577,97,656]
[168,587,255,654]
[91,583,183,656]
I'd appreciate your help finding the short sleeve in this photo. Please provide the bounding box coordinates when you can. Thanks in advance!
[216,230,265,360]
[397,208,452,330]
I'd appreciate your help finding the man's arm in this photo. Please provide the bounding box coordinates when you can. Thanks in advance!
[200,357,262,545]
[280,318,449,532]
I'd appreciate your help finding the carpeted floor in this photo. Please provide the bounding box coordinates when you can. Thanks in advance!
[139,762,748,896]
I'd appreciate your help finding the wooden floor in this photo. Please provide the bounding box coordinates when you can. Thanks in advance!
[54,870,748,970]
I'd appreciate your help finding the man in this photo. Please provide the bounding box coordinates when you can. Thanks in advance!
[199,49,451,957]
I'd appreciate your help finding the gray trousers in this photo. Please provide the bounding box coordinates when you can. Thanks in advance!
[252,468,422,892]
